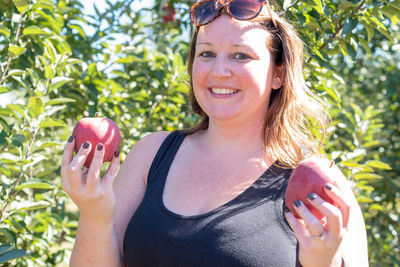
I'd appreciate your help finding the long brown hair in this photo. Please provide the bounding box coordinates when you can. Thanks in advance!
[184,5,330,168]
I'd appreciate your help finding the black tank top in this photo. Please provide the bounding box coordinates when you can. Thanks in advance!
[123,131,300,266]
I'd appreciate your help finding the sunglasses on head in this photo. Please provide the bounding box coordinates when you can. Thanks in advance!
[190,0,268,27]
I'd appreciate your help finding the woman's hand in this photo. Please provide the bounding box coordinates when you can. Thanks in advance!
[61,136,120,224]
[285,182,351,267]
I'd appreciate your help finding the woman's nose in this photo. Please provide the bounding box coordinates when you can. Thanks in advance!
[211,58,232,79]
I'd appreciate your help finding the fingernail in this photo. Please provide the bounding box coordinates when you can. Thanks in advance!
[307,192,317,200]
[68,136,74,143]
[325,184,332,190]
[294,200,302,207]
[114,150,120,157]
[82,142,89,149]
[97,143,103,151]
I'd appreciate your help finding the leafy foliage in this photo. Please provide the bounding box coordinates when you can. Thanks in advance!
[0,0,398,266]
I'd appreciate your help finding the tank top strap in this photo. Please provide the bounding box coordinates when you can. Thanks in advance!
[147,131,187,185]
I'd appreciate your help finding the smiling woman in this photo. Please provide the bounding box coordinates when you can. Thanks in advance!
[62,1,369,266]
[190,17,280,132]
[185,6,329,169]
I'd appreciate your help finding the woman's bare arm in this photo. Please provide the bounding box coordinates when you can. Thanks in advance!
[63,131,169,266]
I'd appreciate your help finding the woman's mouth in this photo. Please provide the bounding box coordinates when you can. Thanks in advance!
[209,88,240,95]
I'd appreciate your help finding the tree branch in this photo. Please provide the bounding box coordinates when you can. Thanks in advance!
[310,0,367,61]
[0,127,39,223]
[0,13,25,84]
[324,0,366,48]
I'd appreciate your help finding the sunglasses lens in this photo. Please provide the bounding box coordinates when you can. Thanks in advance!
[230,0,264,20]
[191,1,221,26]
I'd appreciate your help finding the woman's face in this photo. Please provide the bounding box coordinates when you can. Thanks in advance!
[192,14,281,126]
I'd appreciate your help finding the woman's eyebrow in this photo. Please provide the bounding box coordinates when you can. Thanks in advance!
[233,43,247,48]
[197,41,212,46]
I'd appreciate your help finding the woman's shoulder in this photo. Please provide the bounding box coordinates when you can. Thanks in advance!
[135,131,171,149]
[125,131,171,164]
[125,131,171,184]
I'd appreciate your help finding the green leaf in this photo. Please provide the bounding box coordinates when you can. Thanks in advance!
[45,97,76,106]
[14,179,56,191]
[12,0,29,13]
[382,5,398,19]
[359,37,371,55]
[38,117,64,128]
[34,140,63,151]
[0,130,8,144]
[356,196,373,203]
[341,160,363,168]
[0,228,16,244]
[354,172,383,180]
[364,23,374,42]
[0,26,10,38]
[115,55,142,64]
[49,77,73,92]
[312,0,324,14]
[12,200,51,212]
[0,162,11,176]
[7,46,26,58]
[6,69,26,77]
[22,25,49,36]
[363,140,380,148]
[283,0,297,10]
[44,64,54,80]
[346,42,357,62]
[43,39,57,63]
[337,41,348,57]
[69,24,86,38]
[27,96,44,118]
[369,204,385,211]
[10,219,30,234]
[365,160,392,170]
[0,245,13,255]
[0,248,28,264]
[343,18,357,36]
[111,70,130,79]
[0,86,9,93]
[339,0,356,9]
[32,1,55,10]
[11,136,25,148]
[7,104,28,120]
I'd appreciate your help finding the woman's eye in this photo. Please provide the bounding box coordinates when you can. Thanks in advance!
[233,53,250,60]
[199,51,215,58]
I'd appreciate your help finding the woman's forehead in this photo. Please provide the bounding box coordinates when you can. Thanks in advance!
[196,15,269,42]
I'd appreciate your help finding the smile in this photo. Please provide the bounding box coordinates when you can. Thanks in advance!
[210,88,239,95]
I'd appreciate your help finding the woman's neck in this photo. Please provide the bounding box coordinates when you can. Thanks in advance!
[199,117,266,156]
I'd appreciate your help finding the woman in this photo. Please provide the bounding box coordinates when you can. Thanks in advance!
[61,1,368,266]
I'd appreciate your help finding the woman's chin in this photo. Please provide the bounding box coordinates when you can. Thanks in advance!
[206,109,241,123]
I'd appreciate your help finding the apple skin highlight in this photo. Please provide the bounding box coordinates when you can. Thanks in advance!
[72,117,121,168]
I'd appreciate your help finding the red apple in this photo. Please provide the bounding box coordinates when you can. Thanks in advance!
[162,4,176,23]
[72,117,120,168]
[285,157,341,220]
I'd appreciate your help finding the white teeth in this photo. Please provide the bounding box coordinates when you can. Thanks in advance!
[211,88,238,95]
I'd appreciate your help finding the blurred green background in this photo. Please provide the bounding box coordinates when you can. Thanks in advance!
[0,0,399,266]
